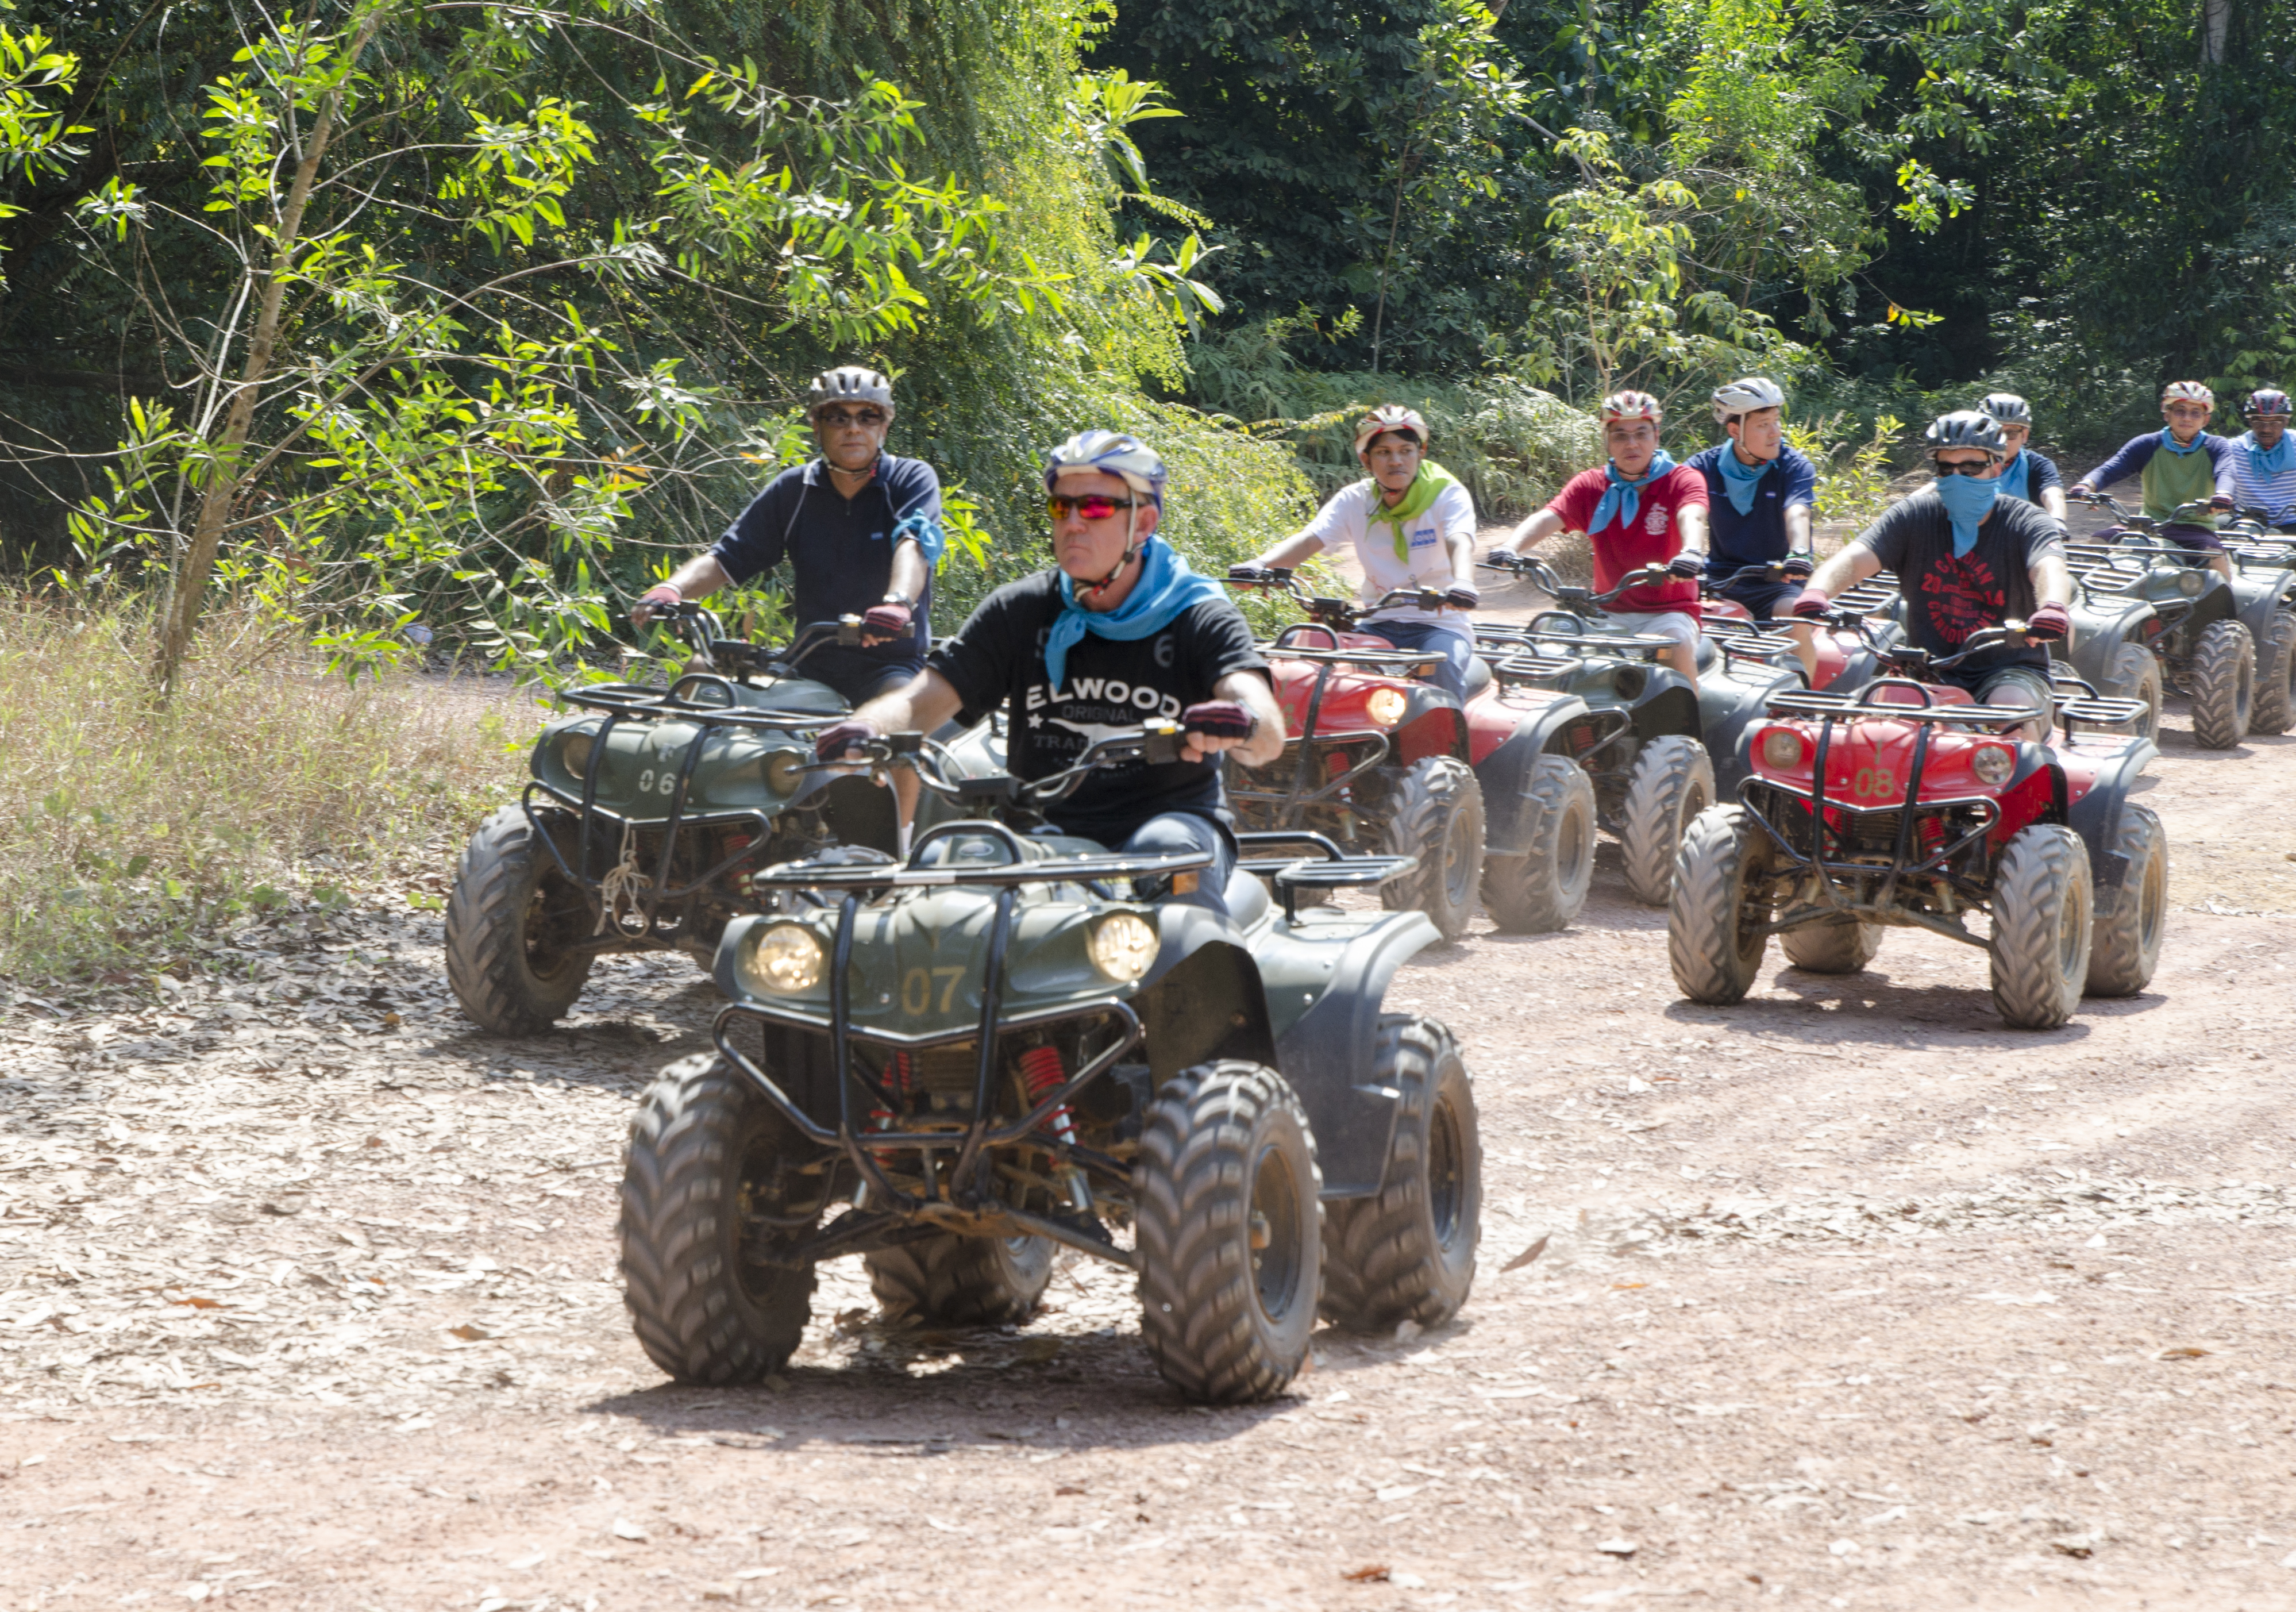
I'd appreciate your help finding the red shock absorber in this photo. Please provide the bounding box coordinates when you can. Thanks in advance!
[869,1052,916,1136]
[1016,1045,1075,1144]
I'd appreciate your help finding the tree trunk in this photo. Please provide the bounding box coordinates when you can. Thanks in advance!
[2202,0,2230,65]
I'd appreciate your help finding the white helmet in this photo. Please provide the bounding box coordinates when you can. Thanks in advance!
[1043,429,1167,510]
[1353,405,1430,456]
[2161,380,2215,409]
[1711,376,1786,426]
[1977,392,2032,426]
[806,366,894,414]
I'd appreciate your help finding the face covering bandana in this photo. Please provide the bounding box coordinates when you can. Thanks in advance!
[1935,472,2001,557]
[1590,451,1678,534]
[2159,426,2207,455]
[1369,460,1463,560]
[1713,445,1770,517]
[2243,430,2295,478]
[1994,450,2032,504]
[1043,533,1224,692]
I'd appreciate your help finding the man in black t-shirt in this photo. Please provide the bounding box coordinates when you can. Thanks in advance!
[815,430,1286,915]
[1793,411,2072,738]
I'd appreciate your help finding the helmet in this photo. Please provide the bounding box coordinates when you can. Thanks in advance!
[1977,392,2033,426]
[1353,405,1430,456]
[1711,377,1786,425]
[2244,388,2292,418]
[1043,429,1167,510]
[806,366,895,414]
[2162,380,2215,409]
[1924,410,2009,460]
[1600,390,1663,424]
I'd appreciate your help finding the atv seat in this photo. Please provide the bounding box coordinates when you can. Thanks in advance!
[1693,634,1720,674]
[1223,865,1271,930]
[1462,655,1493,700]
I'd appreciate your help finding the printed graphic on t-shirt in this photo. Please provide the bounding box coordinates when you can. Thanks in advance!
[1019,632,1189,768]
[1645,505,1671,535]
[1915,553,2008,645]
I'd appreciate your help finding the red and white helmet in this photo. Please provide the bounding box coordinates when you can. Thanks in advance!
[1600,390,1662,424]
[1353,405,1429,456]
[2161,380,2215,409]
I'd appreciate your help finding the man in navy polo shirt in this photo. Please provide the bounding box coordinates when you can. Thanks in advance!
[1684,377,1820,680]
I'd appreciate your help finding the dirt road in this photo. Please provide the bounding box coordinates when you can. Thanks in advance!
[7,671,2296,1611]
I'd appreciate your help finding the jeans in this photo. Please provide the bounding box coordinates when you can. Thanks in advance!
[1117,811,1236,918]
[1354,619,1474,701]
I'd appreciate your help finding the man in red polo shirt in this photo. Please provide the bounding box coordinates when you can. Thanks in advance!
[1489,390,1711,687]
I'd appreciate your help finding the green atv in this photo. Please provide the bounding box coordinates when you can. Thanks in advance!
[445,605,895,1034]
[617,721,1483,1403]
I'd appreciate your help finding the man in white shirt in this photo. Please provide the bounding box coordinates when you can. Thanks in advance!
[1231,406,1481,697]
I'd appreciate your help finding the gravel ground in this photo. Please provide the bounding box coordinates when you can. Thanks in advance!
[7,590,2296,1610]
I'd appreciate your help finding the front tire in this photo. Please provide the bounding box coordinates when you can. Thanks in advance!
[1377,756,1486,942]
[1780,917,1883,975]
[1669,804,1773,1005]
[619,1055,821,1383]
[2085,804,2167,997]
[1618,736,1716,906]
[2107,642,2164,741]
[1135,1061,1322,1405]
[1320,1018,1481,1333]
[2188,619,2254,749]
[865,1234,1053,1326]
[1478,754,1596,934]
[445,806,596,1034]
[1989,825,2094,1030]
[2250,614,2296,736]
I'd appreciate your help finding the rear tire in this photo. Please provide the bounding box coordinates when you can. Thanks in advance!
[1667,805,1773,1005]
[2085,804,2167,997]
[619,1055,820,1383]
[1618,736,1716,907]
[1377,757,1485,942]
[445,806,596,1034]
[2107,642,2163,741]
[1989,825,2094,1030]
[1135,1061,1322,1404]
[1320,1018,1481,1333]
[2188,619,2254,749]
[2250,614,2296,736]
[1478,755,1596,934]
[866,1234,1053,1326]
[1780,918,1883,975]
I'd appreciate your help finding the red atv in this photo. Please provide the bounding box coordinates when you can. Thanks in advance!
[1667,620,2164,1030]
[1224,572,1612,937]
[1698,561,1901,692]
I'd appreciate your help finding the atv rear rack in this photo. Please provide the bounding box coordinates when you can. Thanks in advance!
[1233,829,1418,920]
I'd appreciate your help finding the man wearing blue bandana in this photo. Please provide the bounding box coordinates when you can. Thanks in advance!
[2229,390,2296,528]
[1793,411,2071,738]
[818,430,1285,918]
[2068,380,2238,583]
[1974,393,2068,524]
[1684,376,1820,679]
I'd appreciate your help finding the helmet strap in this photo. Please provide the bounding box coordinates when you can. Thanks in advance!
[1075,506,1144,603]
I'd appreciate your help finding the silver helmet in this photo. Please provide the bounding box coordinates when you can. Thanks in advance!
[1976,392,2033,426]
[805,366,895,415]
[1043,429,1168,509]
[1711,376,1786,426]
[1924,410,2009,461]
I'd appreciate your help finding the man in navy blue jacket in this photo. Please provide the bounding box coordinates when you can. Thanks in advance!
[1684,378,1820,679]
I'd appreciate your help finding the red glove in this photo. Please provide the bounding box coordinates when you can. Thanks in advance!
[814,719,879,761]
[632,584,681,626]
[1790,586,1833,619]
[860,601,912,644]
[1180,701,1257,742]
[2024,603,2071,642]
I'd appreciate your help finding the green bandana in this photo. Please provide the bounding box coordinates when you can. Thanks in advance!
[1370,460,1463,561]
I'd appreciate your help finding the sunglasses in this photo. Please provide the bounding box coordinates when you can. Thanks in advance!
[1931,459,1995,478]
[814,409,887,429]
[1047,494,1139,521]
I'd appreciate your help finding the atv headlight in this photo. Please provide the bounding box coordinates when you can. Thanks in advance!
[1088,912,1157,983]
[1759,728,1806,770]
[1970,744,2016,786]
[761,748,807,796]
[1365,687,1409,727]
[740,922,824,994]
[560,728,595,778]
[2179,571,2205,597]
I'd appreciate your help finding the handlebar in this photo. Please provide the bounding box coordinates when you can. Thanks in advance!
[2070,490,2222,530]
[815,720,1190,816]
[634,600,866,674]
[1476,553,1674,611]
[1224,570,1463,629]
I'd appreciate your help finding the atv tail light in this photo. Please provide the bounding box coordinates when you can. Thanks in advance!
[741,922,825,994]
[1364,687,1409,727]
[2179,571,2205,597]
[1758,728,1806,770]
[560,729,595,777]
[762,748,807,795]
[1088,912,1158,982]
[1970,743,2016,786]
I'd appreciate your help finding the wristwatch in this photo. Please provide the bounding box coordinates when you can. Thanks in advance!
[881,591,916,610]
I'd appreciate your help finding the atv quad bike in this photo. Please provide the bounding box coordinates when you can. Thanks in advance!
[445,605,892,1034]
[1223,573,1605,938]
[2218,515,2296,735]
[1471,556,1802,907]
[1697,561,1898,692]
[1668,621,2162,1030]
[616,721,1483,1404]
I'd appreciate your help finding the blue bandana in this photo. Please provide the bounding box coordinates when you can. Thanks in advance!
[1935,474,2000,557]
[1714,447,1769,517]
[1043,537,1224,692]
[2241,429,2295,478]
[889,511,946,568]
[2159,428,2207,456]
[1590,451,1678,534]
[1995,449,2032,504]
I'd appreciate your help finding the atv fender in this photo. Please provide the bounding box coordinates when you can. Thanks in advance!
[2234,574,2296,641]
[1698,666,1799,794]
[1629,682,1701,745]
[1134,928,1281,1081]
[1474,694,1602,856]
[2064,737,2159,890]
[1394,686,1470,763]
[2056,599,2156,686]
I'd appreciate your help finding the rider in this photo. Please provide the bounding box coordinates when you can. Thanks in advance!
[1975,393,2069,524]
[1683,376,1820,680]
[2067,380,2237,583]
[1793,411,2072,738]
[1233,405,1480,699]
[1488,390,1711,690]
[816,431,1286,919]
[2229,389,2296,529]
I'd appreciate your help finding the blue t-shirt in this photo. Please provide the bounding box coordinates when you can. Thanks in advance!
[1997,448,2064,509]
[1685,442,1817,575]
[710,454,939,688]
